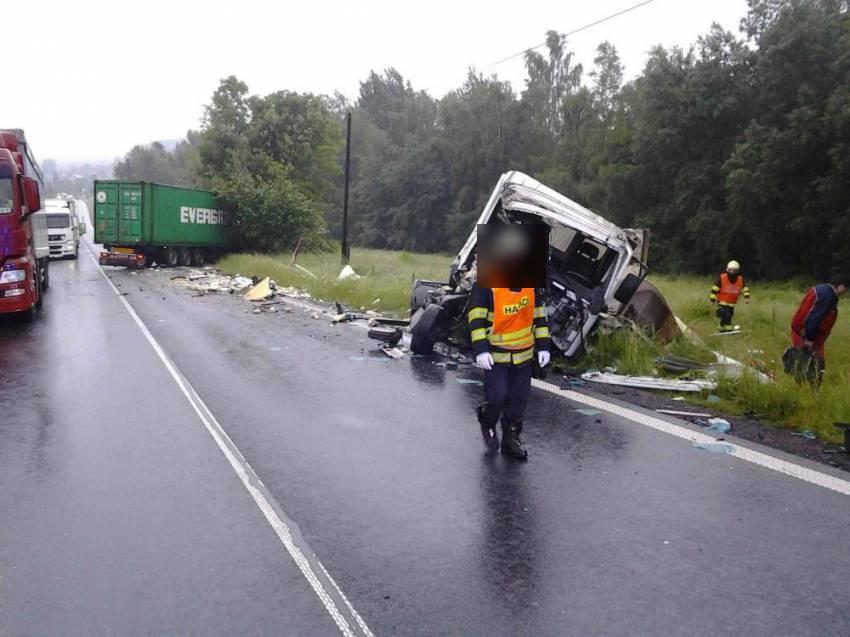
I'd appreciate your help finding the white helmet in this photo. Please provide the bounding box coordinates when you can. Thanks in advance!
[727,260,741,271]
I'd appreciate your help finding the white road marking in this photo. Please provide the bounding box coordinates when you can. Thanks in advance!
[533,378,850,497]
[86,249,374,637]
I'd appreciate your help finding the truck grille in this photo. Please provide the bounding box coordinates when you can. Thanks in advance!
[48,235,63,241]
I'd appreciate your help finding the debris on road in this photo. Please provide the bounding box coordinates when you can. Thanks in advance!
[380,346,404,359]
[245,277,274,301]
[706,418,732,434]
[581,371,717,392]
[368,326,403,347]
[229,276,253,293]
[707,394,722,404]
[310,312,321,320]
[456,378,483,386]
[349,355,391,362]
[656,409,713,418]
[574,408,602,416]
[694,441,735,454]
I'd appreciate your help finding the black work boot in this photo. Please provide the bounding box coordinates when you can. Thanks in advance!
[500,418,528,460]
[477,405,500,452]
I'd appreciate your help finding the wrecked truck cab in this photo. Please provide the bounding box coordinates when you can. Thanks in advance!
[410,171,645,359]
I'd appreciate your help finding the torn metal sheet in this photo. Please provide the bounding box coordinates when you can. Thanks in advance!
[581,371,717,392]
[244,277,274,301]
[621,279,682,343]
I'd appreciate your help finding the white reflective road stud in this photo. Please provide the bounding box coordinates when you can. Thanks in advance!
[533,378,850,497]
[85,248,373,637]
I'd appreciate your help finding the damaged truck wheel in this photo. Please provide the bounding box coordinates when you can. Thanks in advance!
[410,304,447,355]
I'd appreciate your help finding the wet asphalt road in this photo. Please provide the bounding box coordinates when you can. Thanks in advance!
[2,249,850,636]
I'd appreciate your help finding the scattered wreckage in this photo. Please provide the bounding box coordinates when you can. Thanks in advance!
[408,171,652,359]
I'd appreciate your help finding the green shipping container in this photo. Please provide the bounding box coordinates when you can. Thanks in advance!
[94,181,233,250]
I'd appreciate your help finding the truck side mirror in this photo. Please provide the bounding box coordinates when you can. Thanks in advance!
[79,222,87,236]
[22,177,41,215]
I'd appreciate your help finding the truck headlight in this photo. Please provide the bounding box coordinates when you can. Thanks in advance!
[0,270,26,284]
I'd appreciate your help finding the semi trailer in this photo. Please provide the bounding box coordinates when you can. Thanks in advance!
[0,129,49,319]
[94,181,233,268]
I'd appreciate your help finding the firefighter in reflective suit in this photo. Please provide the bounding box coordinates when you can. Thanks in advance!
[469,286,551,459]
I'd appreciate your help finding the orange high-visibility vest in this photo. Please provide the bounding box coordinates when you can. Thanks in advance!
[489,288,536,350]
[717,273,744,305]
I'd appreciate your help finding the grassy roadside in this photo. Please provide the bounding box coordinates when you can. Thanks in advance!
[216,248,450,315]
[218,250,850,441]
[652,275,850,442]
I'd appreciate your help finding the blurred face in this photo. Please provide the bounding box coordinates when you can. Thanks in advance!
[836,283,847,296]
[476,224,548,288]
[727,268,739,276]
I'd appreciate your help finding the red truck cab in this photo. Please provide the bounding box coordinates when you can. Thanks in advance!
[0,130,47,319]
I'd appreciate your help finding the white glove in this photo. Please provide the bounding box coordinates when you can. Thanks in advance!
[476,352,494,371]
[538,350,551,368]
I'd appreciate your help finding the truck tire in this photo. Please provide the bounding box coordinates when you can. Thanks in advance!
[178,248,192,267]
[41,259,50,291]
[159,247,178,268]
[410,304,446,355]
[191,248,206,267]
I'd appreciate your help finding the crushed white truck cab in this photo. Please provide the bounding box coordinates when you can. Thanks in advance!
[409,171,646,359]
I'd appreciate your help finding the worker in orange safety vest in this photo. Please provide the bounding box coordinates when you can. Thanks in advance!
[468,285,551,460]
[710,260,750,332]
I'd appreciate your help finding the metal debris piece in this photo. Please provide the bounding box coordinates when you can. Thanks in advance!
[380,346,404,359]
[368,326,403,347]
[791,430,817,440]
[456,378,483,386]
[244,277,274,301]
[656,409,712,418]
[693,442,734,454]
[581,371,717,392]
[574,408,602,416]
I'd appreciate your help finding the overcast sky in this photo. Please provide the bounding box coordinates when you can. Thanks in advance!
[6,0,749,163]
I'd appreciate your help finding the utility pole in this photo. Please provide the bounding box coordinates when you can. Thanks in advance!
[341,112,352,264]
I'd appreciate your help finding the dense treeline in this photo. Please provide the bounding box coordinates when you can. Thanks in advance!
[115,0,850,277]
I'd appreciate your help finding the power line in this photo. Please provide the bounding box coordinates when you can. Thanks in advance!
[484,0,659,68]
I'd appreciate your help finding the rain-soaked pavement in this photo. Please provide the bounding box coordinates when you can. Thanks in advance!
[2,246,850,636]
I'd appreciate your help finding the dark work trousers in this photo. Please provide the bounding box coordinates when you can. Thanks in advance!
[716,304,735,330]
[481,362,533,428]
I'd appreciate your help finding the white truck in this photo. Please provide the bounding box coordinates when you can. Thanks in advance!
[40,197,86,259]
[409,171,647,360]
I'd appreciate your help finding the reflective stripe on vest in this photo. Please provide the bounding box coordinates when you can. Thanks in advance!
[717,273,743,306]
[490,288,535,350]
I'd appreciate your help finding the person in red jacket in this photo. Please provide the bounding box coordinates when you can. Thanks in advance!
[790,274,848,382]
